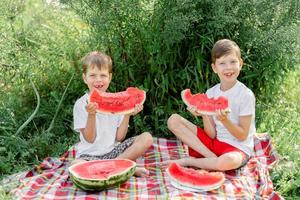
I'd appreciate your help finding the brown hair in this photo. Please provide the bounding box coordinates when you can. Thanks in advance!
[211,39,241,64]
[81,51,113,74]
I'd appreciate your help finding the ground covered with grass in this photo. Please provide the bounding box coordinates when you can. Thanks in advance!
[256,65,300,198]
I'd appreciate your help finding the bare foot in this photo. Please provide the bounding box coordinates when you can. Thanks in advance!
[134,167,149,177]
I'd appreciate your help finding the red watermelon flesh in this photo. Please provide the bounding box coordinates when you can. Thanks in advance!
[181,89,230,115]
[70,159,135,180]
[167,163,225,191]
[89,87,146,115]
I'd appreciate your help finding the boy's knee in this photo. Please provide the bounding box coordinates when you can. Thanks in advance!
[167,113,181,130]
[216,154,242,171]
[139,132,153,148]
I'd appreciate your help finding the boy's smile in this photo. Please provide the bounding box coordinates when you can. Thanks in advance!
[223,72,234,79]
[83,66,112,92]
[94,83,104,89]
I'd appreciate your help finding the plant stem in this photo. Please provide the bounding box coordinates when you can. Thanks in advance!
[45,73,74,133]
[15,79,40,135]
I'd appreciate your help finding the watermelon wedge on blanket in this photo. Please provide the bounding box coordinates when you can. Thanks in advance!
[69,159,136,191]
[167,163,225,191]
[89,87,146,115]
[181,89,230,115]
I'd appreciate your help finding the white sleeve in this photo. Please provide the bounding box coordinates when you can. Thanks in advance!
[205,88,213,98]
[205,84,219,98]
[73,99,88,132]
[240,90,255,116]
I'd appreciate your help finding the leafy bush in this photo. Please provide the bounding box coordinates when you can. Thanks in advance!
[68,0,300,136]
[0,0,88,176]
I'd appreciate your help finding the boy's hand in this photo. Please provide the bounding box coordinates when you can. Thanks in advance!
[127,104,143,116]
[215,109,229,122]
[187,106,203,117]
[85,102,97,115]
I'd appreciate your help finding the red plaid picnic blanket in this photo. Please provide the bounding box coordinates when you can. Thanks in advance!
[12,133,282,199]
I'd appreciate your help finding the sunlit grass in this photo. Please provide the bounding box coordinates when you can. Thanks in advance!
[256,65,300,198]
[0,188,13,200]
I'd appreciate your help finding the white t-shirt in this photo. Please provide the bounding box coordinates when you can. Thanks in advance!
[206,81,255,156]
[73,93,124,158]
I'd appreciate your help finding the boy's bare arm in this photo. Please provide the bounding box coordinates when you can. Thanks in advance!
[219,113,252,141]
[187,106,216,138]
[202,115,217,138]
[116,104,143,142]
[80,103,97,143]
[116,115,130,142]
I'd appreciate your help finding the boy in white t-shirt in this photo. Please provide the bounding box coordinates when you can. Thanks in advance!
[162,39,255,171]
[73,51,153,177]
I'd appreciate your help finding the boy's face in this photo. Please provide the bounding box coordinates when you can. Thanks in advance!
[212,52,243,88]
[83,66,112,92]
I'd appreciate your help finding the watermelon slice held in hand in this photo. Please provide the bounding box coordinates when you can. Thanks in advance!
[181,89,230,115]
[89,87,146,115]
[167,163,225,192]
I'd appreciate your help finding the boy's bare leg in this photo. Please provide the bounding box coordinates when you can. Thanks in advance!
[162,152,243,171]
[117,132,153,177]
[117,132,153,160]
[167,114,216,158]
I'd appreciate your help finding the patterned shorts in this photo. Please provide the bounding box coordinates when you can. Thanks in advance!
[79,137,135,161]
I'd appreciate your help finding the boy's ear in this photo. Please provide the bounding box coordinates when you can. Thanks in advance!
[239,59,244,68]
[82,73,87,84]
[109,73,112,81]
[211,63,217,73]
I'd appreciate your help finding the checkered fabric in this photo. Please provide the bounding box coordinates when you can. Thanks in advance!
[11,133,282,199]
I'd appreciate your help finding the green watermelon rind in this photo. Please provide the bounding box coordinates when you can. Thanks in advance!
[166,165,225,191]
[69,160,136,191]
[181,89,230,115]
[70,168,135,191]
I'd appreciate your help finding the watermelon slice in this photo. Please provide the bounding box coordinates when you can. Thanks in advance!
[181,89,230,115]
[167,163,225,191]
[89,87,146,115]
[68,159,136,191]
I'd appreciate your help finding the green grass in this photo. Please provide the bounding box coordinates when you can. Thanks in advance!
[256,65,300,198]
[0,187,13,200]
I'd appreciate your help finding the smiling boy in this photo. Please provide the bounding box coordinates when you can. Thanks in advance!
[73,51,153,177]
[162,39,255,171]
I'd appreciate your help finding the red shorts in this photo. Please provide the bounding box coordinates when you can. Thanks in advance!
[188,127,247,161]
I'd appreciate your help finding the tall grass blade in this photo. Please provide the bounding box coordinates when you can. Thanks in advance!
[15,79,40,135]
[46,73,74,133]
